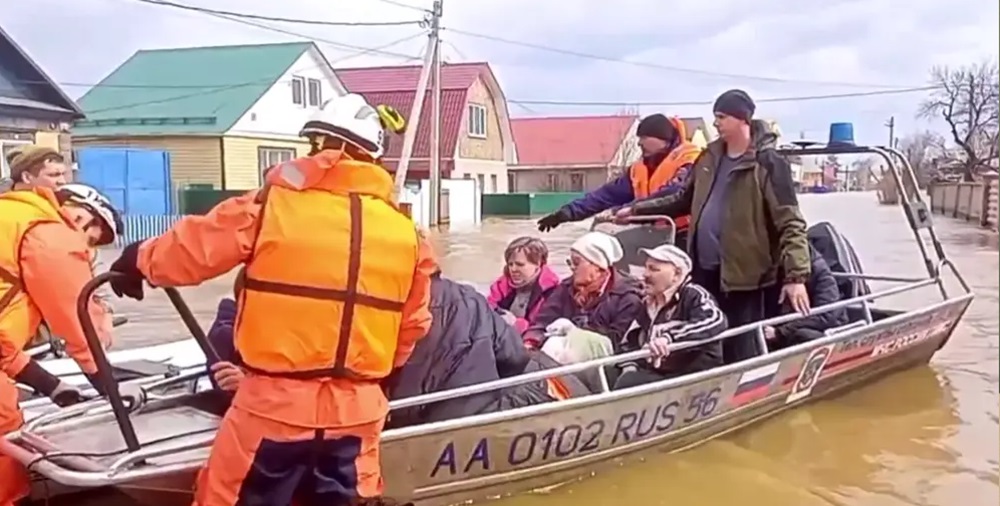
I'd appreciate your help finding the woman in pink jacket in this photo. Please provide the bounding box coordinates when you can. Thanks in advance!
[488,236,561,333]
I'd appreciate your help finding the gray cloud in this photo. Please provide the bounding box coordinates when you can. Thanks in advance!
[3,0,997,146]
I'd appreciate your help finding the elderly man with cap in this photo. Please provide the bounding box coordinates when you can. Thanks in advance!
[536,114,702,246]
[523,231,643,351]
[614,243,726,389]
[2,145,117,346]
[615,89,811,365]
[1,145,69,192]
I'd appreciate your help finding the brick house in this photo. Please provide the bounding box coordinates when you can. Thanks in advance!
[337,62,516,193]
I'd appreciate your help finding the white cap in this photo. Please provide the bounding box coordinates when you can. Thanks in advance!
[570,231,624,269]
[639,243,692,272]
[300,93,386,159]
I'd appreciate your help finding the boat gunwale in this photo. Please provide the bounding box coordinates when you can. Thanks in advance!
[5,291,973,490]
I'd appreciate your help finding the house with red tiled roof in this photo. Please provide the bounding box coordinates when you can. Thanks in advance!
[509,115,713,192]
[337,62,515,193]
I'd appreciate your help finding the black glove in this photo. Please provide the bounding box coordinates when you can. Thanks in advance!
[109,241,146,301]
[537,208,570,232]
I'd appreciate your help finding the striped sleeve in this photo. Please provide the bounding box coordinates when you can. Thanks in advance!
[668,284,727,342]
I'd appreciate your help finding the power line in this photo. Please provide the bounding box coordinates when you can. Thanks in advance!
[446,28,921,90]
[138,0,423,61]
[79,33,427,115]
[507,86,941,107]
[128,0,423,26]
[20,32,427,90]
[374,0,431,13]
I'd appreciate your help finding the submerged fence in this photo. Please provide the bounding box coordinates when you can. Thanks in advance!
[114,215,183,248]
[927,175,999,232]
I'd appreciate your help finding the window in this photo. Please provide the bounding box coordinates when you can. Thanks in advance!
[569,172,585,192]
[546,173,558,192]
[490,174,497,194]
[467,104,487,138]
[507,173,516,193]
[291,77,305,107]
[463,173,471,179]
[477,174,485,192]
[0,140,31,178]
[307,78,322,107]
[258,147,296,176]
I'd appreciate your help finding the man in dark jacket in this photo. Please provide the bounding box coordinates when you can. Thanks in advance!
[765,246,848,349]
[536,114,702,249]
[386,271,590,428]
[207,271,590,424]
[618,90,812,364]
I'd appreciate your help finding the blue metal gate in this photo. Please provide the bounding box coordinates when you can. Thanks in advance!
[75,147,173,215]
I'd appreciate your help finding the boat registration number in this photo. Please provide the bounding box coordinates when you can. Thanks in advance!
[428,385,722,478]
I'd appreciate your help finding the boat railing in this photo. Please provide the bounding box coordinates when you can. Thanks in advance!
[9,272,952,479]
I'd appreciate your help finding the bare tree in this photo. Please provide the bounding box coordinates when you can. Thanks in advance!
[919,61,1000,181]
[608,109,642,181]
[851,156,879,190]
[898,130,946,187]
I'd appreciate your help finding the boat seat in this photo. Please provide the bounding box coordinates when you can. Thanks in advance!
[27,403,221,471]
[111,359,181,383]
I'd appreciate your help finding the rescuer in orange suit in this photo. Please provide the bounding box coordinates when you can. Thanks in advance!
[536,114,702,249]
[106,93,436,506]
[0,184,123,506]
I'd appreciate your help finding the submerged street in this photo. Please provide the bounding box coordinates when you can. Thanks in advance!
[40,192,999,506]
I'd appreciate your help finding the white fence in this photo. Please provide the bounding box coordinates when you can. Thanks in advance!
[115,215,183,247]
[114,178,484,247]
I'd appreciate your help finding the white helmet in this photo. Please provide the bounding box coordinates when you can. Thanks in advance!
[300,93,385,159]
[56,183,123,246]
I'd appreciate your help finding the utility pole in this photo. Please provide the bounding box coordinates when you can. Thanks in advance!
[428,0,443,228]
[884,116,895,148]
[393,1,442,206]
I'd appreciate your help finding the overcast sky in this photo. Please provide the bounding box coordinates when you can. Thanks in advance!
[3,0,998,146]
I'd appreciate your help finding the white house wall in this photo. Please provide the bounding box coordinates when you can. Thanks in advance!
[453,158,509,194]
[226,48,347,140]
[608,119,641,169]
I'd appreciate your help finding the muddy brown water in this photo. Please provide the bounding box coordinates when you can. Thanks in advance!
[29,192,999,506]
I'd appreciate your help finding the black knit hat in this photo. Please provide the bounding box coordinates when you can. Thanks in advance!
[636,114,677,143]
[713,89,755,123]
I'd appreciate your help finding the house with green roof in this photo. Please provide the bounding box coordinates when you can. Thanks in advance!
[0,25,84,178]
[74,41,347,190]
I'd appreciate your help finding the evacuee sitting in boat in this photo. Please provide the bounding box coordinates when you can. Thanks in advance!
[386,266,589,428]
[764,245,847,349]
[487,236,560,333]
[207,266,590,426]
[523,231,643,351]
[206,269,243,392]
[540,318,615,393]
[614,244,727,390]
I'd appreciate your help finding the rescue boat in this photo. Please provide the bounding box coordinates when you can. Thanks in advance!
[3,143,974,505]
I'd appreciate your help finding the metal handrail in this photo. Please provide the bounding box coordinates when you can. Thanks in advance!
[388,276,938,410]
[75,272,220,453]
[9,277,951,478]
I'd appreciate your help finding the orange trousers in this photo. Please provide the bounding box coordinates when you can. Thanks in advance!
[0,378,29,506]
[193,404,384,506]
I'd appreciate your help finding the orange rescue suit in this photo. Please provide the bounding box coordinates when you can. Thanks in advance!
[134,150,435,505]
[237,172,419,379]
[0,189,106,506]
[629,117,702,230]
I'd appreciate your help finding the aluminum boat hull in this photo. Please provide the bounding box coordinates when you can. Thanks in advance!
[12,295,971,505]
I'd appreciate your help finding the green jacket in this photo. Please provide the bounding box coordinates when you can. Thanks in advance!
[632,120,811,291]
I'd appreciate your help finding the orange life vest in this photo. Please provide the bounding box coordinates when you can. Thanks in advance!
[630,117,702,230]
[0,189,68,362]
[236,152,421,380]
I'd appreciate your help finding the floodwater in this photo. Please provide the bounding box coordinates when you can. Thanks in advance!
[31,192,999,506]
